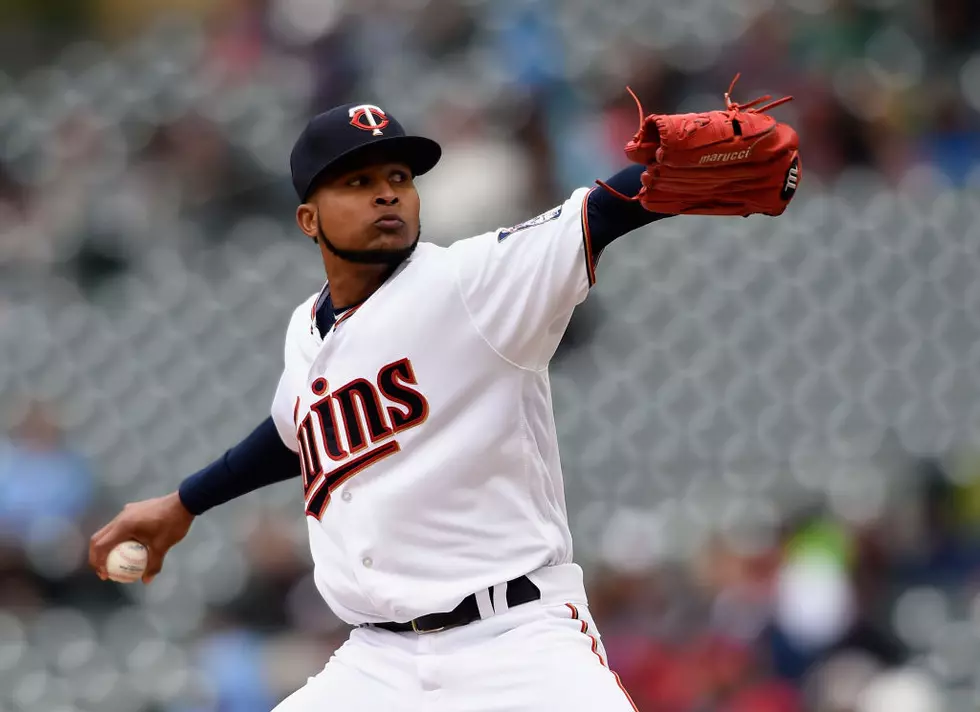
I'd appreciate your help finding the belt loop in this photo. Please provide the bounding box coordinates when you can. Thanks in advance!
[492,583,509,615]
[474,588,494,620]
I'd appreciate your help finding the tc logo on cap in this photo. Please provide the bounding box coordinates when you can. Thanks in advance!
[349,105,389,136]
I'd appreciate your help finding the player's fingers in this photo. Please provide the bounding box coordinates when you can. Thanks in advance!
[142,549,164,584]
[88,528,115,579]
[89,520,140,578]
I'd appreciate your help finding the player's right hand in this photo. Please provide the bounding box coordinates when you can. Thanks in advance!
[89,492,195,584]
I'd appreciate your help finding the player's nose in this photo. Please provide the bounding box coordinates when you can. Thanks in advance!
[373,177,400,205]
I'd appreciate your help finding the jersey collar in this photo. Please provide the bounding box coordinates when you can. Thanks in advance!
[310,281,334,338]
[310,252,418,339]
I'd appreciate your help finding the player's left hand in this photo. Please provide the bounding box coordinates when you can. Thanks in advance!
[599,74,800,217]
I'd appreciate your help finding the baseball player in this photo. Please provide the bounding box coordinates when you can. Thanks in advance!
[90,84,799,711]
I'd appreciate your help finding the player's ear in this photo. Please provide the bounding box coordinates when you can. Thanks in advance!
[295,203,319,244]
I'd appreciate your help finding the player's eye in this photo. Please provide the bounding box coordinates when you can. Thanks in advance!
[390,170,410,184]
[347,175,368,187]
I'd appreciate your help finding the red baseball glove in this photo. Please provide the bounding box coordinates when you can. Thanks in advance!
[599,75,800,217]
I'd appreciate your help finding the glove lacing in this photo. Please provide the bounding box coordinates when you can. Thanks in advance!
[595,74,793,202]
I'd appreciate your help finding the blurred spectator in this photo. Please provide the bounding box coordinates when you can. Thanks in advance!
[170,623,276,712]
[0,400,94,546]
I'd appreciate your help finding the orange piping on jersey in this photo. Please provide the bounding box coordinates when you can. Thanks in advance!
[587,630,603,665]
[614,672,639,712]
[565,602,638,710]
[580,187,599,286]
[310,281,329,334]
[564,603,605,666]
[333,304,363,330]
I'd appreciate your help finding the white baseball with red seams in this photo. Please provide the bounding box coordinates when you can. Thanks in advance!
[106,541,148,583]
[268,189,639,711]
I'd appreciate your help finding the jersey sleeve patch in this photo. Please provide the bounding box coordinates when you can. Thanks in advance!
[496,205,563,242]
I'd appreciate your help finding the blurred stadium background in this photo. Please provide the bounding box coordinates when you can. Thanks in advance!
[1,0,980,710]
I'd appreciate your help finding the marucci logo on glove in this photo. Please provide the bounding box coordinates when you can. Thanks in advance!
[699,149,752,164]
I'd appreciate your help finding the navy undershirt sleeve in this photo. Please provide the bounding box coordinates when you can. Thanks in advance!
[178,416,301,515]
[586,164,672,255]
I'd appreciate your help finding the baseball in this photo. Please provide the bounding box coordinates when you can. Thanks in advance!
[106,541,148,583]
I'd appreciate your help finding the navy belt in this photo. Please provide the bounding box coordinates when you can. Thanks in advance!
[369,575,541,634]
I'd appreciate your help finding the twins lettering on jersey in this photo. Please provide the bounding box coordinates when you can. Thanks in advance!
[296,358,429,519]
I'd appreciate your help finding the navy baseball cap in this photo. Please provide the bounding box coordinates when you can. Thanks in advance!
[290,103,442,202]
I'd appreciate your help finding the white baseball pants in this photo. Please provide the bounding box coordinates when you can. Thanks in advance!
[272,564,637,712]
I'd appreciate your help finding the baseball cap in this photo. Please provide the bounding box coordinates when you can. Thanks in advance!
[290,103,442,202]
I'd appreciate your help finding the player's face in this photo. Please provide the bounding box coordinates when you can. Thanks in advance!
[315,161,421,252]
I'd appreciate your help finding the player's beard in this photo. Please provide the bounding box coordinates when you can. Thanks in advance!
[316,219,420,266]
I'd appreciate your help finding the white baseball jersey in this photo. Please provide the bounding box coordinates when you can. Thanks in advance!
[271,187,599,626]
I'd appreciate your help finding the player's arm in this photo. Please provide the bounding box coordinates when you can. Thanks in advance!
[88,418,301,583]
[585,163,669,260]
[89,296,315,583]
[451,164,669,370]
[177,416,300,513]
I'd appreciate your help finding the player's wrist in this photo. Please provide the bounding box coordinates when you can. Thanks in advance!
[171,490,198,520]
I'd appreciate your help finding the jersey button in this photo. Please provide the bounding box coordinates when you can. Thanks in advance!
[341,491,352,502]
[362,557,373,568]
